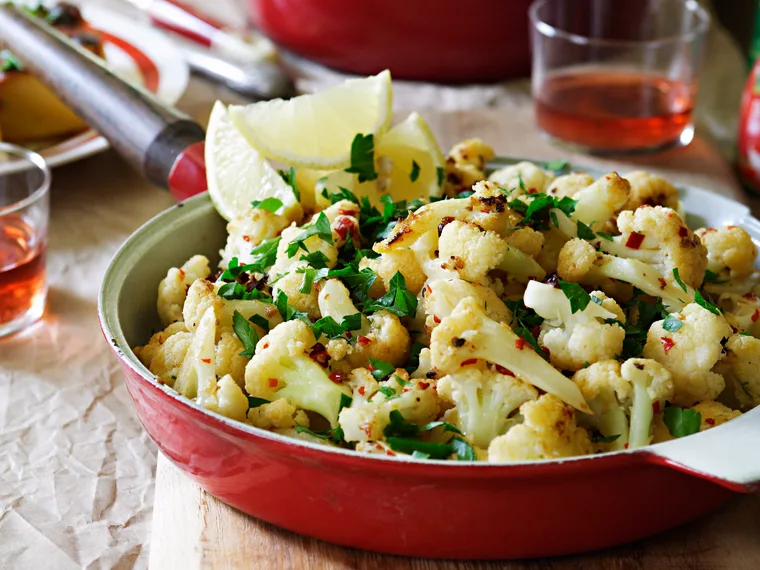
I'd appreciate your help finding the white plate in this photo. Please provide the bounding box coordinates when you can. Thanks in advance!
[31,5,189,168]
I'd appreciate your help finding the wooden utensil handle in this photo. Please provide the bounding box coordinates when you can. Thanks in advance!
[0,5,205,191]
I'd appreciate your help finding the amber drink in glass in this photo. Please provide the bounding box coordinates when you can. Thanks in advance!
[530,0,709,154]
[0,143,50,337]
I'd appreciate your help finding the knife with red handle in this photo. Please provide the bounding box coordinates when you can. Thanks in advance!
[0,4,207,201]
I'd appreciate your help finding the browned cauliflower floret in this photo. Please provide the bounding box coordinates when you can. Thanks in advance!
[359,248,427,296]
[506,227,544,258]
[487,394,593,462]
[157,255,211,326]
[219,207,289,268]
[134,322,191,386]
[695,226,757,281]
[620,171,680,212]
[183,279,224,332]
[488,161,554,197]
[351,310,411,368]
[438,220,507,284]
[215,331,249,387]
[441,138,495,196]
[713,333,760,410]
[247,398,310,429]
[691,400,742,431]
[643,303,732,406]
[546,173,594,198]
[271,271,321,321]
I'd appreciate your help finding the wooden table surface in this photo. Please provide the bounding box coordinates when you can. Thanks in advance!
[145,75,760,568]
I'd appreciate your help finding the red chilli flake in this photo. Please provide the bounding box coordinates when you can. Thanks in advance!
[358,386,366,396]
[745,292,757,300]
[338,208,356,216]
[329,371,346,384]
[357,336,372,346]
[515,338,526,350]
[433,315,441,324]
[309,343,329,367]
[460,358,478,367]
[625,232,645,250]
[706,418,715,426]
[494,364,515,377]
[658,277,667,290]
[652,401,661,414]
[268,378,278,388]
[661,337,675,352]
[624,443,629,449]
[752,309,760,323]
[417,381,430,390]
[200,358,211,364]
[678,226,688,237]
[334,217,354,241]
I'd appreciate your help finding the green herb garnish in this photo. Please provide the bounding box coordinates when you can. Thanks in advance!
[672,268,687,292]
[345,133,378,182]
[364,271,417,318]
[663,406,701,437]
[559,280,591,313]
[251,197,283,213]
[370,357,395,381]
[662,315,684,333]
[410,160,420,182]
[232,310,259,358]
[278,167,300,202]
[286,212,334,257]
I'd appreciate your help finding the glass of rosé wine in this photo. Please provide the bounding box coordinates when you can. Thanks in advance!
[530,0,710,155]
[0,143,50,337]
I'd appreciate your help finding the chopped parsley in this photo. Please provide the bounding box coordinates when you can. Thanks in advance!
[247,396,270,409]
[363,271,417,318]
[274,290,310,323]
[436,166,445,187]
[663,406,702,437]
[286,212,334,257]
[369,357,395,381]
[410,160,421,182]
[504,298,547,360]
[702,269,729,285]
[544,159,569,173]
[377,386,397,398]
[249,314,270,332]
[0,49,22,72]
[590,432,621,444]
[672,268,688,292]
[596,232,614,242]
[299,250,331,269]
[558,280,591,313]
[345,133,378,182]
[297,267,316,293]
[405,341,426,374]
[661,315,684,333]
[247,237,281,273]
[576,220,596,240]
[616,291,668,359]
[232,310,259,358]
[311,313,362,339]
[506,192,578,230]
[694,290,721,315]
[251,197,283,213]
[278,167,300,202]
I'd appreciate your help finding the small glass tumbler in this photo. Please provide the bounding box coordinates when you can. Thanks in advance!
[530,0,710,155]
[0,143,51,337]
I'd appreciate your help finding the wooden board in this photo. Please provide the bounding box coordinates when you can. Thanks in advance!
[149,108,760,569]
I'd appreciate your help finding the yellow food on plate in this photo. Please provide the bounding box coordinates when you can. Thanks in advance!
[133,73,756,463]
[0,2,105,143]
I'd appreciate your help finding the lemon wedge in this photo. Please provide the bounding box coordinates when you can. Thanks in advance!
[205,100,301,222]
[375,112,445,201]
[228,70,393,169]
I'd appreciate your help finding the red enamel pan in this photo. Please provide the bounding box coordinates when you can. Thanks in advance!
[2,5,758,559]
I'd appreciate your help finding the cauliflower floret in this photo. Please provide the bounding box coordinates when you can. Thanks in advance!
[318,199,361,225]
[620,171,680,212]
[713,333,760,409]
[268,220,339,280]
[438,220,507,284]
[600,206,707,290]
[359,248,427,296]
[488,161,554,197]
[157,255,210,326]
[643,303,732,406]
[134,322,188,369]
[573,359,673,450]
[345,368,379,403]
[487,394,593,462]
[566,172,630,232]
[535,228,567,274]
[174,306,217,400]
[691,401,742,430]
[558,238,692,310]
[715,293,760,337]
[214,331,249,387]
[546,173,594,198]
[247,398,310,429]
[182,279,224,332]
[505,227,544,258]
[442,138,495,196]
[339,372,440,442]
[437,366,538,448]
[524,281,625,371]
[244,319,351,427]
[271,271,321,321]
[430,296,590,413]
[219,207,289,268]
[695,226,757,281]
[423,278,512,338]
[197,373,249,422]
[135,323,191,387]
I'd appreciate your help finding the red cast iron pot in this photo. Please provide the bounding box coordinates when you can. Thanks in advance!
[97,190,760,559]
[245,0,534,83]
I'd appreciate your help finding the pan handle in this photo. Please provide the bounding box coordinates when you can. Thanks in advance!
[642,408,760,493]
[0,5,207,200]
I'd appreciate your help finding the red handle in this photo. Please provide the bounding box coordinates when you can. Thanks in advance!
[168,141,207,201]
[145,0,224,47]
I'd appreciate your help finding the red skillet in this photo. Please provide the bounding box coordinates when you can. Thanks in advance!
[3,5,758,559]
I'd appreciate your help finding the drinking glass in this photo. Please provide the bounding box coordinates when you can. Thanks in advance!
[530,0,710,155]
[0,143,50,337]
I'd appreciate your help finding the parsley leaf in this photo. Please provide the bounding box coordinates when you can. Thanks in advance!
[321,186,360,205]
[576,220,596,240]
[703,269,729,285]
[386,437,453,459]
[544,159,569,173]
[405,342,426,374]
[504,298,548,360]
[596,232,614,242]
[436,166,445,187]
[327,266,377,306]
[278,167,300,202]
[0,49,23,72]
[286,212,334,257]
[232,310,259,358]
[451,437,477,461]
[250,314,270,332]
[364,271,417,317]
[663,406,702,437]
[377,386,397,398]
[345,133,378,182]
[248,396,270,409]
[672,268,688,292]
[370,357,395,381]
[248,237,281,273]
[295,425,345,443]
[341,313,363,332]
[695,290,721,315]
[274,290,310,323]
[617,292,668,359]
[384,410,419,437]
[558,280,591,313]
[662,315,684,332]
[590,432,621,444]
[410,160,421,182]
[218,282,271,301]
[312,316,345,339]
[298,267,316,294]
[251,197,283,213]
[299,250,331,269]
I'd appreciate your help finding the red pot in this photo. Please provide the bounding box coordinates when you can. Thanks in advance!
[99,189,760,560]
[244,0,533,83]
